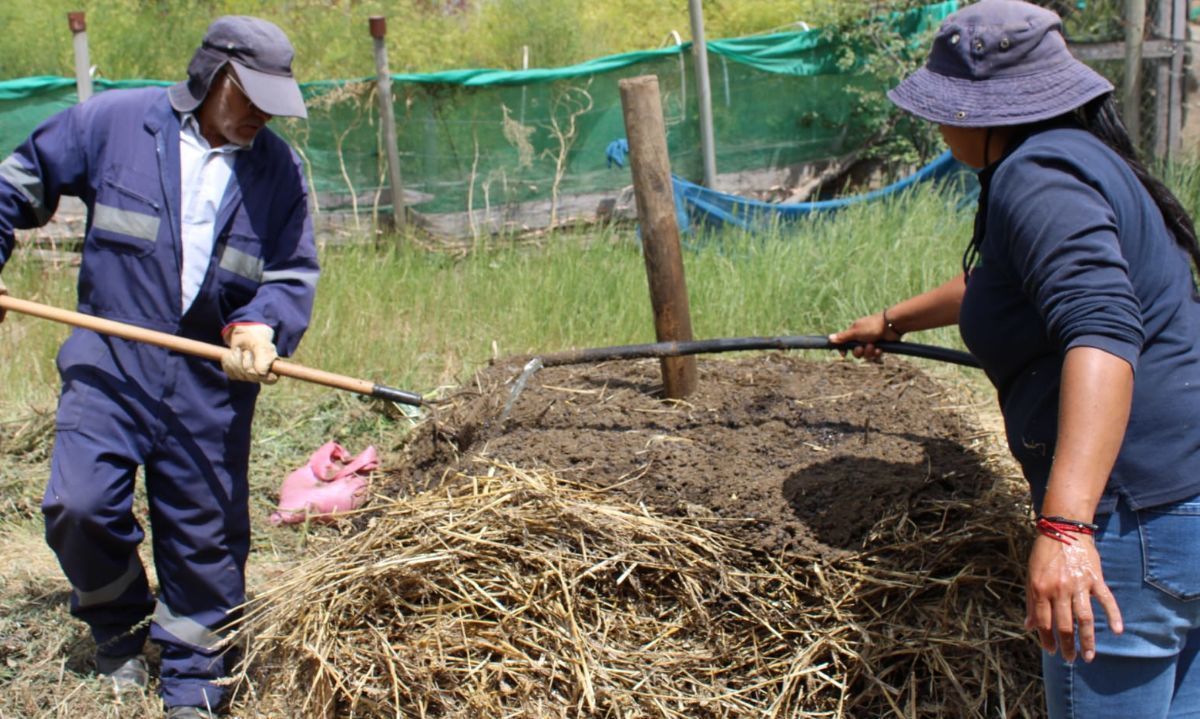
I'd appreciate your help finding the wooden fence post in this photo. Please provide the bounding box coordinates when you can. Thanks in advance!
[1152,0,1185,160]
[1123,0,1146,141]
[369,16,407,240]
[619,75,698,400]
[1167,0,1186,160]
[1154,0,1171,158]
[67,11,92,103]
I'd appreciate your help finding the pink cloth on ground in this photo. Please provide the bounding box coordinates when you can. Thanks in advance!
[270,441,378,525]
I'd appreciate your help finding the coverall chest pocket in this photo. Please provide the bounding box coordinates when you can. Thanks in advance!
[91,176,161,257]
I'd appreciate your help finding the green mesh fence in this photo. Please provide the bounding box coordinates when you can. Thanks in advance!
[0,2,957,236]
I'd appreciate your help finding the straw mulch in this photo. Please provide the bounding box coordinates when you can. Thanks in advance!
[233,461,1040,718]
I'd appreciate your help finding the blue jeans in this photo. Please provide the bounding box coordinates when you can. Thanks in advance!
[1043,494,1200,718]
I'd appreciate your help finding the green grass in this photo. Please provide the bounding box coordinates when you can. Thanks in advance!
[0,182,973,418]
[7,150,1200,422]
[0,0,874,82]
[286,183,973,400]
[0,1,1132,83]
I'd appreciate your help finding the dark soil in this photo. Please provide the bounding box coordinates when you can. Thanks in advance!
[383,353,997,558]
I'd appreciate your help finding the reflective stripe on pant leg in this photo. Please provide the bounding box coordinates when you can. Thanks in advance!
[153,598,234,711]
[152,600,223,652]
[73,554,143,609]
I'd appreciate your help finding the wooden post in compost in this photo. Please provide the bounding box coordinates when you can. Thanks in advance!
[67,11,93,103]
[369,16,406,239]
[618,75,698,400]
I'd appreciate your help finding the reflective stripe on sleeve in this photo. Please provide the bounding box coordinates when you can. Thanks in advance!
[92,202,160,242]
[262,268,319,287]
[0,155,51,224]
[152,600,224,651]
[73,554,144,609]
[218,246,264,283]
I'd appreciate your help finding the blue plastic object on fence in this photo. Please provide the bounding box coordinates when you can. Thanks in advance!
[670,150,973,234]
[606,138,630,169]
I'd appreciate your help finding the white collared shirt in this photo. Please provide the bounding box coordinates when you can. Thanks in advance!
[179,114,241,313]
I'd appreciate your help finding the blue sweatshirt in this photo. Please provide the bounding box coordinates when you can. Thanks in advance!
[959,125,1200,514]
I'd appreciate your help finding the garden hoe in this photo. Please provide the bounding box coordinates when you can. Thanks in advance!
[0,295,425,406]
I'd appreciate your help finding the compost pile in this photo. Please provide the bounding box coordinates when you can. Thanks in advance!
[238,354,1042,718]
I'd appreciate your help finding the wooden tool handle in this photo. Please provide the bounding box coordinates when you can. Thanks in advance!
[0,295,424,405]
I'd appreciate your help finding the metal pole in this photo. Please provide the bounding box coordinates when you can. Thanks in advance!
[369,16,407,237]
[67,11,92,103]
[520,45,529,124]
[688,0,718,188]
[1123,0,1146,143]
[619,75,698,399]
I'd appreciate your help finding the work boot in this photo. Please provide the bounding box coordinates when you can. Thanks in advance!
[95,653,149,694]
[165,707,218,719]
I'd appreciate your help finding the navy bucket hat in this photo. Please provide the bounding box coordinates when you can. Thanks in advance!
[887,0,1113,127]
[169,16,307,119]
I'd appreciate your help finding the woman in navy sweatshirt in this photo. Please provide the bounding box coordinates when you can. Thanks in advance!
[831,1,1200,715]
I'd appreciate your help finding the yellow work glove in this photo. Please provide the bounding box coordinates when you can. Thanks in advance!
[222,323,279,384]
[0,275,7,323]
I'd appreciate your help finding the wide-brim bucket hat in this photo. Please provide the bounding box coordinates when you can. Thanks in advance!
[168,15,307,119]
[887,0,1113,127]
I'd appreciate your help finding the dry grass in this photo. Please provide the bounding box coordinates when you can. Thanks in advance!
[231,450,1040,718]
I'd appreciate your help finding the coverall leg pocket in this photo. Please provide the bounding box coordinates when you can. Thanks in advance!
[54,333,106,432]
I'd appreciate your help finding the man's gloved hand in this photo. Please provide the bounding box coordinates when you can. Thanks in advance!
[0,276,7,323]
[221,323,279,384]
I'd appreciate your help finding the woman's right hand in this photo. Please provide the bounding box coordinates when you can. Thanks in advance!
[828,311,901,360]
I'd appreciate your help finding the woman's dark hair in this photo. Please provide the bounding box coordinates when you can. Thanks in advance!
[1076,94,1200,273]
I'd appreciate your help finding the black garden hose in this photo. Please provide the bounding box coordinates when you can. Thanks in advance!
[529,335,980,369]
[497,335,978,421]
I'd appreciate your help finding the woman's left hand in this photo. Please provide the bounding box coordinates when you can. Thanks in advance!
[1025,533,1123,663]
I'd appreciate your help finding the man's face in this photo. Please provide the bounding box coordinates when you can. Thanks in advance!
[198,68,273,147]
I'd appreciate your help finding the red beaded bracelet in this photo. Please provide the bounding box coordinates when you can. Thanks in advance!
[1036,515,1097,545]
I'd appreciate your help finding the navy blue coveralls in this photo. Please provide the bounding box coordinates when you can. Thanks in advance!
[0,87,319,708]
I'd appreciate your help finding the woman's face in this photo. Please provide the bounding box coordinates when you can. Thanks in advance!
[938,125,989,169]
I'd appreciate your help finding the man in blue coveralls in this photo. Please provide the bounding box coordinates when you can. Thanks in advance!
[0,16,319,718]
